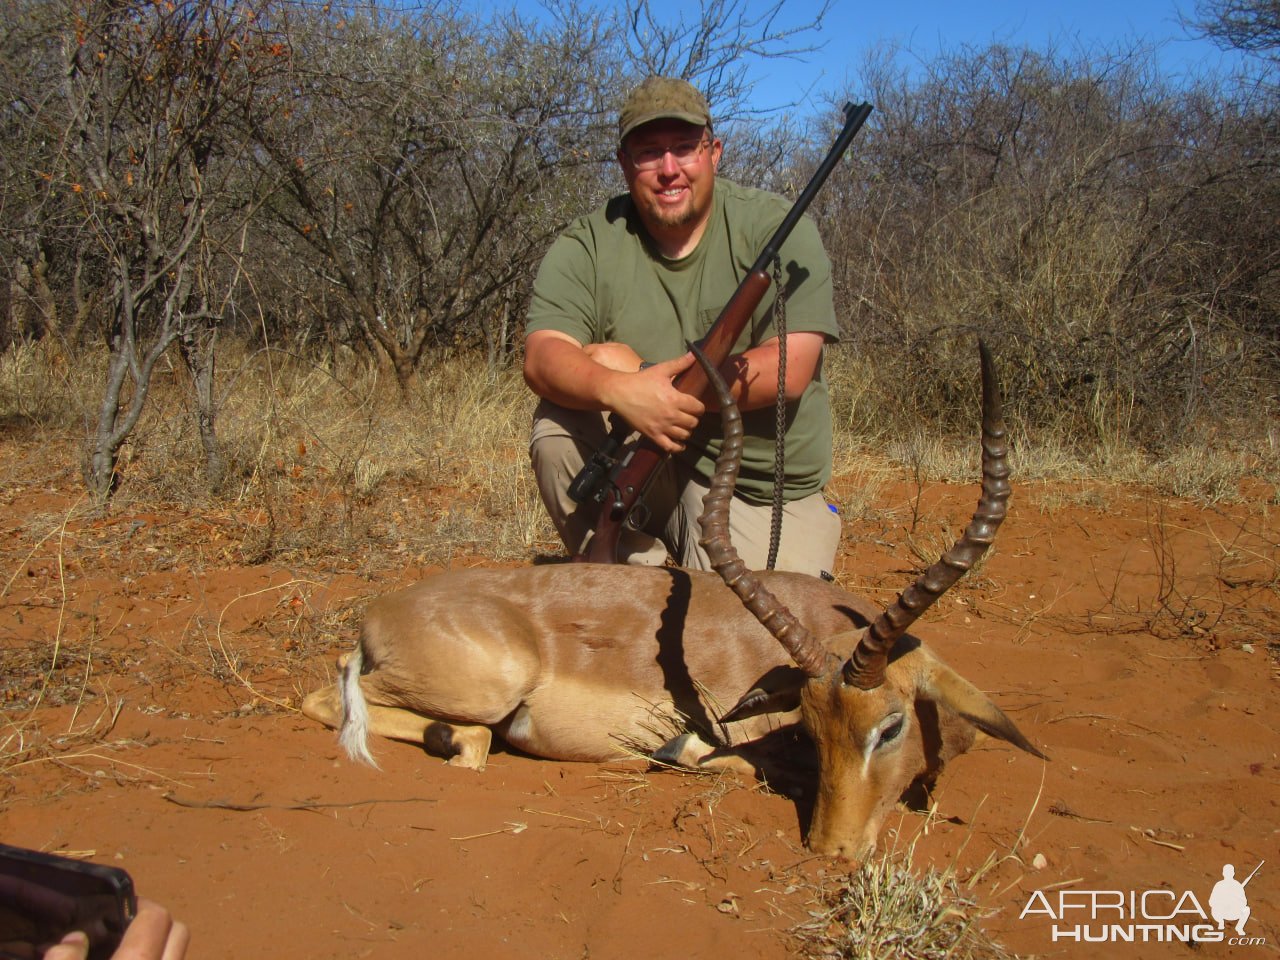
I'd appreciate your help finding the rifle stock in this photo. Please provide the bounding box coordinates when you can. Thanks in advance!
[573,101,873,564]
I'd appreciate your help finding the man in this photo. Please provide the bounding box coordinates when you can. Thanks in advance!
[524,76,841,576]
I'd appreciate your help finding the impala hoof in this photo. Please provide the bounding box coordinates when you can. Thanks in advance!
[653,733,713,769]
[424,721,491,771]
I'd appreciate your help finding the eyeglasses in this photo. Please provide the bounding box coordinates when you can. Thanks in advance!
[624,138,711,171]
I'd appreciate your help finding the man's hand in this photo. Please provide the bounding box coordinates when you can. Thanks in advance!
[524,331,704,453]
[602,352,704,453]
[44,899,189,960]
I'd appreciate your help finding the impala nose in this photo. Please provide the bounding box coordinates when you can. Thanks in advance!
[809,832,876,863]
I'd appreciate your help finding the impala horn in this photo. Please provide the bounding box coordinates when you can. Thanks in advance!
[692,343,831,678]
[843,340,1011,690]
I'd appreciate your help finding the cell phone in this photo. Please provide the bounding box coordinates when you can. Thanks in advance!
[0,843,136,960]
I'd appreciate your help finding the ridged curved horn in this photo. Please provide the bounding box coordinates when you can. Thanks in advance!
[844,340,1011,690]
[691,343,830,678]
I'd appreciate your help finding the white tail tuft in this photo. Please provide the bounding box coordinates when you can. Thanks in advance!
[338,647,379,768]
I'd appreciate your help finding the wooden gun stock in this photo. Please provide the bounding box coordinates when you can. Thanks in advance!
[573,101,873,564]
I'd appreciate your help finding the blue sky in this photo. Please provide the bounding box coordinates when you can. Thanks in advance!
[481,0,1249,116]
[740,0,1244,111]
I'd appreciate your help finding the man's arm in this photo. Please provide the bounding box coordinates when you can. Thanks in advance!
[524,328,825,444]
[718,331,826,412]
[523,329,703,453]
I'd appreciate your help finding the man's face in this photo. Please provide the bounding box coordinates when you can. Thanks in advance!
[618,119,722,241]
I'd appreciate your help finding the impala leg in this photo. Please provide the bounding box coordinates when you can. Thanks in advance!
[653,732,758,778]
[344,703,493,770]
[424,721,493,770]
[655,727,819,800]
[299,651,357,728]
[301,683,343,728]
[302,680,494,770]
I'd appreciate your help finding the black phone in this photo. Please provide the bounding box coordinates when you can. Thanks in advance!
[0,843,136,960]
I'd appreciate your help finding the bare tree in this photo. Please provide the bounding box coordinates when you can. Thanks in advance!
[40,0,284,499]
[246,3,617,386]
[622,0,831,122]
[1192,0,1280,56]
[0,0,101,352]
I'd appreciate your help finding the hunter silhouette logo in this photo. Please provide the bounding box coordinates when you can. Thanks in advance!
[1020,859,1267,945]
[1210,861,1263,937]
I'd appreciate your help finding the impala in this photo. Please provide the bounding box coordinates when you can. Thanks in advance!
[303,342,1045,859]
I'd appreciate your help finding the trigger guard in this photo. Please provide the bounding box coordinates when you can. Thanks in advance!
[625,499,650,532]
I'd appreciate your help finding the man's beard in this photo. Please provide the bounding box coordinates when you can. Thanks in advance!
[639,193,699,230]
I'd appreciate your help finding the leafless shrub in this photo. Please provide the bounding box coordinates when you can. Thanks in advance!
[1083,502,1280,645]
[813,41,1277,463]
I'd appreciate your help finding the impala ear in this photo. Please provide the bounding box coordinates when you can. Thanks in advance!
[720,666,807,724]
[922,660,1048,760]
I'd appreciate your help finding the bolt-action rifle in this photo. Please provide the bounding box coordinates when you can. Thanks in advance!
[569,101,873,564]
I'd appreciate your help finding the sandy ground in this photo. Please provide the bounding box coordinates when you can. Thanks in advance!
[2,434,1277,959]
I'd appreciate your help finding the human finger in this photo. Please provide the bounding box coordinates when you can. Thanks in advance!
[42,931,89,960]
[114,899,186,960]
[652,352,696,376]
[160,919,189,960]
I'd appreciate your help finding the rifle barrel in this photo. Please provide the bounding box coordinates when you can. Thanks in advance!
[749,101,873,276]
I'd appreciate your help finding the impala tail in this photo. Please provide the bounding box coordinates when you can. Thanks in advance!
[338,646,378,767]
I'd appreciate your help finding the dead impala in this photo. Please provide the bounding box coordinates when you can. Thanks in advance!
[303,342,1045,860]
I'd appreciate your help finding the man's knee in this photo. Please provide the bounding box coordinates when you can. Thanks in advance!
[672,478,839,576]
[781,494,841,576]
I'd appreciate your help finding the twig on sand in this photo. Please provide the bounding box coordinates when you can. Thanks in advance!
[163,793,438,813]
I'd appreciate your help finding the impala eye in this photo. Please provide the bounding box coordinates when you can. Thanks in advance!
[876,713,905,749]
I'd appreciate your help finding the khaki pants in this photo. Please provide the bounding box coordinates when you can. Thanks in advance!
[529,400,841,577]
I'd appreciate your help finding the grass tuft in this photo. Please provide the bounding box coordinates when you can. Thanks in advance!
[793,852,1013,960]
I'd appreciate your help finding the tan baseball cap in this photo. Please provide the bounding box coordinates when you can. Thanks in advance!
[618,76,712,143]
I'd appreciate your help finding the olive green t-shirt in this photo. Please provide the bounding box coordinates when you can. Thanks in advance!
[526,179,838,504]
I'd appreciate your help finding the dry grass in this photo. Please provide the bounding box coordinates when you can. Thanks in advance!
[792,849,1014,960]
[789,771,1049,960]
[4,340,1273,739]
[3,340,1275,550]
[0,631,134,785]
[3,339,1275,695]
[1079,500,1280,647]
[1025,482,1111,517]
[0,342,557,565]
[822,343,1278,503]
